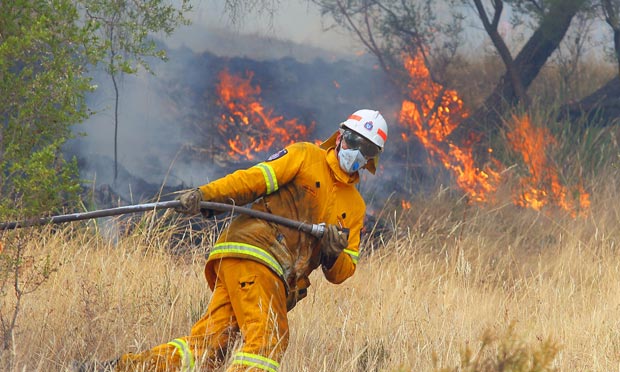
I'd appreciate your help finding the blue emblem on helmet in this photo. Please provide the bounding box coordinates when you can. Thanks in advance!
[364,121,374,130]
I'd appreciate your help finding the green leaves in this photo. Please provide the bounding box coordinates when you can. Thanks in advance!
[78,0,191,75]
[0,0,191,219]
[7,142,80,215]
[0,0,93,219]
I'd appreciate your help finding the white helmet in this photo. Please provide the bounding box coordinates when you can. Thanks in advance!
[340,109,388,151]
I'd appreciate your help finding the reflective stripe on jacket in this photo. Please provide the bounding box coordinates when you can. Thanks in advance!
[199,142,365,300]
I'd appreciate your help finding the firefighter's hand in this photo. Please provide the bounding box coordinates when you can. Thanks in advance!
[175,188,203,215]
[320,224,348,260]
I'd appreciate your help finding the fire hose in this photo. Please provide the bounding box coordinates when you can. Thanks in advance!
[0,201,327,238]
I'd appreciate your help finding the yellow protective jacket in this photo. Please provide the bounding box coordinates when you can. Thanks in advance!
[198,141,365,309]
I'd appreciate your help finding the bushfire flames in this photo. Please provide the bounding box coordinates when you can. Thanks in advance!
[507,115,590,217]
[215,68,314,161]
[398,53,590,216]
[212,55,589,217]
[399,54,501,203]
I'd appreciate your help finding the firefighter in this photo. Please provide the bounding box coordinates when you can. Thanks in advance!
[114,109,388,372]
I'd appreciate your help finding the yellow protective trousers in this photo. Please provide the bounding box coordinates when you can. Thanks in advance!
[116,258,289,371]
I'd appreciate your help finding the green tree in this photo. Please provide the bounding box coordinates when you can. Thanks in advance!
[0,0,99,219]
[0,3,98,366]
[0,0,192,218]
[0,2,192,367]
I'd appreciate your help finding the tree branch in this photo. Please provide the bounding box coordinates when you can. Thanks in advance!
[472,0,528,104]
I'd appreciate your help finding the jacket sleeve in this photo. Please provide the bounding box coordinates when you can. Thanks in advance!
[198,142,309,206]
[322,200,364,284]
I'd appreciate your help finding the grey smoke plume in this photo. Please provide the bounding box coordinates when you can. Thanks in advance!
[65,21,416,208]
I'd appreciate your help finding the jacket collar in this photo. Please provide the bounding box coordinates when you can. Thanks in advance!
[326,148,360,184]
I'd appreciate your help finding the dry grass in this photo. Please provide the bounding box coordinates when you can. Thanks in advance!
[1,179,620,371]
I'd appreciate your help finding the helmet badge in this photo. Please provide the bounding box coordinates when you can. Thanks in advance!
[364,121,374,130]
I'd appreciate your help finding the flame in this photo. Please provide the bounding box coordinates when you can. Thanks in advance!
[399,54,501,202]
[207,55,589,217]
[506,115,590,217]
[215,68,315,161]
[397,54,588,216]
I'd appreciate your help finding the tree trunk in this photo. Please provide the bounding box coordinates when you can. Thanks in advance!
[112,70,119,183]
[450,0,587,150]
[559,76,620,126]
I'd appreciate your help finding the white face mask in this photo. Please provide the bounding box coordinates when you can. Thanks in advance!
[338,148,367,174]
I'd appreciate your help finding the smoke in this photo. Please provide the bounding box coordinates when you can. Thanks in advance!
[65,4,412,208]
[65,61,211,203]
[167,0,358,58]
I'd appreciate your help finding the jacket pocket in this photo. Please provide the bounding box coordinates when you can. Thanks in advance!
[238,274,257,289]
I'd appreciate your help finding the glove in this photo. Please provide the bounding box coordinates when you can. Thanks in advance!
[175,188,203,215]
[320,224,349,267]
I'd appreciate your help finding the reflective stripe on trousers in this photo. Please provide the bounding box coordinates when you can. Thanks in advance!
[166,338,195,372]
[210,242,285,278]
[232,351,280,372]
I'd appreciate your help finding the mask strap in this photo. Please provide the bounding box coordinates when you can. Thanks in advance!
[336,132,343,152]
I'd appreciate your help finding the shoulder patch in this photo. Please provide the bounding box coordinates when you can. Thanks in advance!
[266,148,288,161]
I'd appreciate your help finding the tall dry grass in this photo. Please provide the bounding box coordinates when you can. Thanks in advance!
[1,169,619,371]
